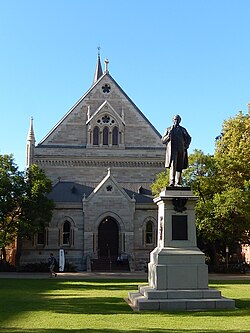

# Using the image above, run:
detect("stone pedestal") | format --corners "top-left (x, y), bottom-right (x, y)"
top-left (128, 187), bottom-right (235, 311)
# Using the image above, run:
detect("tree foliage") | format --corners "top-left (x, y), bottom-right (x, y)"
top-left (20, 164), bottom-right (55, 238)
top-left (0, 155), bottom-right (54, 261)
top-left (151, 170), bottom-right (169, 197)
top-left (215, 111), bottom-right (250, 188)
top-left (0, 155), bottom-right (24, 255)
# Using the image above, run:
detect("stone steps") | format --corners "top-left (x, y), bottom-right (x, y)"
top-left (91, 256), bottom-right (130, 272)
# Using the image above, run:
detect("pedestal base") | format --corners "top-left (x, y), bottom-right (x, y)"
top-left (128, 285), bottom-right (235, 311)
top-left (148, 247), bottom-right (208, 290)
top-left (127, 246), bottom-right (235, 311)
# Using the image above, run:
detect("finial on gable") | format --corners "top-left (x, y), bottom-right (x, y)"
top-left (104, 58), bottom-right (109, 73)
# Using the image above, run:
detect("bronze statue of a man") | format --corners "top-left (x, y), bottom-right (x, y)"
top-left (162, 115), bottom-right (191, 187)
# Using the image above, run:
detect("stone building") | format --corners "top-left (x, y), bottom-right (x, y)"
top-left (22, 54), bottom-right (165, 271)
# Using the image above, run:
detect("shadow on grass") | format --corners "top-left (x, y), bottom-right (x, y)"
top-left (55, 279), bottom-right (143, 291)
top-left (34, 296), bottom-right (132, 314)
top-left (0, 279), bottom-right (250, 332)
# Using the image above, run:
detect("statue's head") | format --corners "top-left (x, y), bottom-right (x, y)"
top-left (172, 114), bottom-right (181, 126)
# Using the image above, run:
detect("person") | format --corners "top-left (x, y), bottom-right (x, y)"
top-left (162, 115), bottom-right (191, 186)
top-left (117, 254), bottom-right (122, 265)
top-left (48, 253), bottom-right (57, 278)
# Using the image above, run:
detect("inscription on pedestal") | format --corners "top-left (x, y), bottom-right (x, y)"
top-left (172, 215), bottom-right (187, 240)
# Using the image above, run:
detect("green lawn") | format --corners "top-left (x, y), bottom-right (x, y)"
top-left (0, 278), bottom-right (249, 333)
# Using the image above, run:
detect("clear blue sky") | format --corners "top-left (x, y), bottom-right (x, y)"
top-left (1, 0), bottom-right (250, 171)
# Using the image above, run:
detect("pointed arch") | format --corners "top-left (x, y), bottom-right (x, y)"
top-left (98, 217), bottom-right (119, 256)
top-left (63, 221), bottom-right (71, 245)
top-left (103, 126), bottom-right (109, 145)
top-left (143, 217), bottom-right (157, 246)
top-left (112, 126), bottom-right (119, 145)
top-left (93, 126), bottom-right (100, 145)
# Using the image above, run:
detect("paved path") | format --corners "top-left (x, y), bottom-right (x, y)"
top-left (0, 271), bottom-right (250, 280)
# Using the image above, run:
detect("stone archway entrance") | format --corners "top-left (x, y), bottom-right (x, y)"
top-left (91, 216), bottom-right (129, 272)
top-left (98, 217), bottom-right (119, 257)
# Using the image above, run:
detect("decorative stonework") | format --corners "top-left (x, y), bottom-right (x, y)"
top-left (102, 83), bottom-right (111, 93)
top-left (34, 159), bottom-right (164, 168)
top-left (97, 114), bottom-right (115, 126)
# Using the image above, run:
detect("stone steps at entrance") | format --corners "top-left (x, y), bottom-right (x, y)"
top-left (91, 256), bottom-right (130, 272)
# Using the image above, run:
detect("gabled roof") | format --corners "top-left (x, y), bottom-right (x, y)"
top-left (86, 168), bottom-right (133, 202)
top-left (38, 63), bottom-right (162, 145)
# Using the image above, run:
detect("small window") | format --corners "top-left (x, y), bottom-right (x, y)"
top-left (103, 127), bottom-right (109, 145)
top-left (112, 126), bottom-right (118, 145)
top-left (93, 126), bottom-right (99, 145)
top-left (63, 221), bottom-right (71, 245)
top-left (145, 221), bottom-right (154, 245)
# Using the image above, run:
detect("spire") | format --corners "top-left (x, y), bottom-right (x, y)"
top-left (93, 47), bottom-right (103, 84)
top-left (26, 117), bottom-right (36, 169)
top-left (27, 116), bottom-right (35, 141)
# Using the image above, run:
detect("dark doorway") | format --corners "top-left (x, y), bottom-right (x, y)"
top-left (98, 217), bottom-right (119, 257)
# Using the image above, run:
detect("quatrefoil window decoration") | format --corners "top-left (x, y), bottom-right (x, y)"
top-left (102, 84), bottom-right (111, 93)
top-left (102, 115), bottom-right (110, 123)
top-left (96, 115), bottom-right (115, 126)
top-left (106, 185), bottom-right (113, 192)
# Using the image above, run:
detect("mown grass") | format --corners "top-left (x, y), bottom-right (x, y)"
top-left (0, 278), bottom-right (249, 333)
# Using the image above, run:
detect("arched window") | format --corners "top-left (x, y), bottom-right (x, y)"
top-left (37, 229), bottom-right (45, 245)
top-left (103, 126), bottom-right (109, 145)
top-left (35, 228), bottom-right (47, 246)
top-left (112, 126), bottom-right (118, 145)
top-left (145, 221), bottom-right (154, 244)
top-left (93, 126), bottom-right (99, 145)
top-left (63, 221), bottom-right (71, 245)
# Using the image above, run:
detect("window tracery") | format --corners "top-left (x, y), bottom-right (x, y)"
top-left (97, 114), bottom-right (115, 126)
top-left (89, 113), bottom-right (122, 146)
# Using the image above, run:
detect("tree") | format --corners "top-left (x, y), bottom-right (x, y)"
top-left (183, 150), bottom-right (225, 267)
top-left (212, 111), bottom-right (250, 263)
top-left (215, 111), bottom-right (250, 188)
top-left (183, 149), bottom-right (219, 200)
top-left (0, 155), bottom-right (25, 261)
top-left (151, 170), bottom-right (169, 197)
top-left (20, 164), bottom-right (55, 238)
top-left (0, 155), bottom-right (54, 263)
